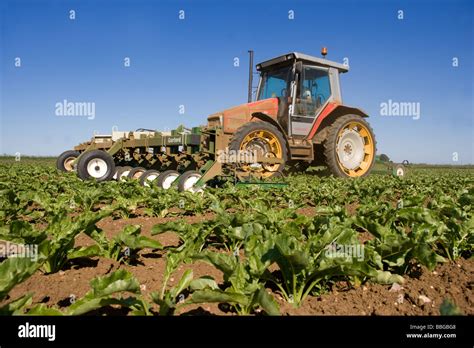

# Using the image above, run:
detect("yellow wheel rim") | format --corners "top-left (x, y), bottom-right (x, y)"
top-left (64, 157), bottom-right (76, 171)
top-left (239, 129), bottom-right (283, 178)
top-left (336, 121), bottom-right (374, 177)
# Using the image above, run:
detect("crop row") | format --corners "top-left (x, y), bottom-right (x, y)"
top-left (0, 164), bottom-right (472, 315)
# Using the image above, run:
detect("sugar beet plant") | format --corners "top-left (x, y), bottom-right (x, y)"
top-left (0, 161), bottom-right (472, 315)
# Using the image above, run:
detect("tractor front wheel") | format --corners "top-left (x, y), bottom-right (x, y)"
top-left (229, 121), bottom-right (287, 179)
top-left (323, 115), bottom-right (376, 178)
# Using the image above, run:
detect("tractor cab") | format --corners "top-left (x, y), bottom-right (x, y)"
top-left (256, 52), bottom-right (348, 137)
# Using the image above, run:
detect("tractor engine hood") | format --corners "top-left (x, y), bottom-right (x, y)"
top-left (207, 98), bottom-right (279, 133)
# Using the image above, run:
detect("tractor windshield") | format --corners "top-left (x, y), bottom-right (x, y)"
top-left (257, 65), bottom-right (292, 101)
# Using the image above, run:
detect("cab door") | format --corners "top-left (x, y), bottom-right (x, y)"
top-left (289, 65), bottom-right (332, 136)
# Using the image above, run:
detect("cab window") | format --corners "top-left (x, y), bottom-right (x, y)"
top-left (295, 66), bottom-right (331, 116)
top-left (257, 66), bottom-right (292, 100)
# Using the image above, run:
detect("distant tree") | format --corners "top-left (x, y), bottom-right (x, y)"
top-left (379, 154), bottom-right (390, 162)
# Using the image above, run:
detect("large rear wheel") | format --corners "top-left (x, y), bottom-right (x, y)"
top-left (323, 115), bottom-right (376, 178)
top-left (229, 122), bottom-right (287, 179)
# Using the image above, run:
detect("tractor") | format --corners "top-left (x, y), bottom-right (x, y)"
top-left (57, 49), bottom-right (376, 191)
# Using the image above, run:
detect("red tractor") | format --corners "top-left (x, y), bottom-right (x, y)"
top-left (206, 50), bottom-right (376, 179)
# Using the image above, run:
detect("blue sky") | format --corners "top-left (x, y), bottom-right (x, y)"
top-left (0, 0), bottom-right (472, 164)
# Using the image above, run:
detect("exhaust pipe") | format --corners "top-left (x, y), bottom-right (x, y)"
top-left (248, 50), bottom-right (254, 103)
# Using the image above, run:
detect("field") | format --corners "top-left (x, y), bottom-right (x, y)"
top-left (0, 157), bottom-right (472, 316)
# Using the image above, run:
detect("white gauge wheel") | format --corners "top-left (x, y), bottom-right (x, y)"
top-left (394, 165), bottom-right (406, 177)
top-left (119, 170), bottom-right (131, 179)
top-left (162, 173), bottom-right (179, 189)
top-left (143, 174), bottom-right (159, 187)
top-left (86, 158), bottom-right (108, 178)
top-left (182, 174), bottom-right (202, 192)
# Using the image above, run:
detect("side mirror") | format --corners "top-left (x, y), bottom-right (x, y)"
top-left (294, 61), bottom-right (303, 74)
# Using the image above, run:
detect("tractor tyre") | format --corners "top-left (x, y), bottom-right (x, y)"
top-left (77, 150), bottom-right (115, 182)
top-left (229, 121), bottom-right (288, 178)
top-left (56, 150), bottom-right (81, 172)
top-left (323, 114), bottom-right (376, 178)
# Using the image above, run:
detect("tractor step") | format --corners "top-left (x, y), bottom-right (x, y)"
top-left (289, 143), bottom-right (313, 161)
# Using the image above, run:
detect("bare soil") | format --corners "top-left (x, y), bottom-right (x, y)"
top-left (3, 214), bottom-right (473, 316)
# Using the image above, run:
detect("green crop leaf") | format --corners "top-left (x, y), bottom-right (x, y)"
top-left (0, 293), bottom-right (33, 315)
top-left (89, 269), bottom-right (140, 298)
top-left (151, 270), bottom-right (194, 316)
top-left (73, 224), bottom-right (162, 263)
top-left (68, 297), bottom-right (126, 316)
top-left (26, 304), bottom-right (64, 316)
top-left (152, 221), bottom-right (188, 235)
top-left (254, 287), bottom-right (280, 316)
top-left (39, 209), bottom-right (113, 273)
top-left (170, 269), bottom-right (193, 299)
top-left (191, 289), bottom-right (249, 307)
top-left (0, 220), bottom-right (47, 245)
top-left (68, 245), bottom-right (102, 259)
top-left (114, 225), bottom-right (162, 251)
top-left (189, 276), bottom-right (219, 291)
top-left (0, 257), bottom-right (41, 300)
top-left (191, 248), bottom-right (278, 315)
top-left (67, 269), bottom-right (141, 315)
top-left (193, 251), bottom-right (237, 280)
top-left (373, 271), bottom-right (404, 284)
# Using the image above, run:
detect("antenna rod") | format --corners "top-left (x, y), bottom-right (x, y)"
top-left (248, 50), bottom-right (254, 103)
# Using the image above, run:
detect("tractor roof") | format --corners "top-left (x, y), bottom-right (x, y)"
top-left (256, 52), bottom-right (349, 73)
